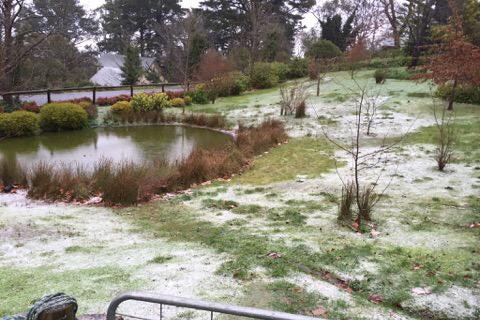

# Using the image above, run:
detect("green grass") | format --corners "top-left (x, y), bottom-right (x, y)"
top-left (233, 138), bottom-right (339, 185)
top-left (119, 200), bottom-right (480, 314)
top-left (408, 116), bottom-right (480, 163)
top-left (0, 266), bottom-right (140, 316)
top-left (186, 87), bottom-right (280, 114)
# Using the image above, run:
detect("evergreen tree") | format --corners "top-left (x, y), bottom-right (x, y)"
top-left (200, 0), bottom-right (315, 62)
top-left (320, 12), bottom-right (356, 51)
top-left (99, 0), bottom-right (185, 56)
top-left (121, 46), bottom-right (142, 85)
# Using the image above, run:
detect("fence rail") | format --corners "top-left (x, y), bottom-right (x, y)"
top-left (106, 292), bottom-right (321, 320)
top-left (0, 83), bottom-right (184, 104)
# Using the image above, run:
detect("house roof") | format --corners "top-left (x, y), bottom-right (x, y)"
top-left (90, 53), bottom-right (156, 86)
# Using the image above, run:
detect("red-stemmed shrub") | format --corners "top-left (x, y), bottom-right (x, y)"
top-left (21, 101), bottom-right (41, 113)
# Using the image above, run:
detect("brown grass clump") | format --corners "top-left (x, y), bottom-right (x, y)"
top-left (236, 119), bottom-right (288, 156)
top-left (338, 182), bottom-right (355, 223)
top-left (0, 157), bottom-right (27, 187)
top-left (167, 147), bottom-right (246, 191)
top-left (101, 161), bottom-right (149, 206)
top-left (182, 113), bottom-right (227, 129)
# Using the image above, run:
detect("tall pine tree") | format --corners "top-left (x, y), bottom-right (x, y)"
top-left (121, 45), bottom-right (142, 85)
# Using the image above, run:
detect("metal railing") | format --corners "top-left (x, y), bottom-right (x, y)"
top-left (0, 83), bottom-right (183, 104)
top-left (106, 292), bottom-right (321, 320)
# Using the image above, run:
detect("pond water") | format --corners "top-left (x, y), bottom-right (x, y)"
top-left (0, 125), bottom-right (232, 168)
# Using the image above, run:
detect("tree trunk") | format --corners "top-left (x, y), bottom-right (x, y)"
top-left (317, 78), bottom-right (321, 96)
top-left (448, 79), bottom-right (458, 111)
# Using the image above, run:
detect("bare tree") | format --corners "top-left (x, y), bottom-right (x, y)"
top-left (0, 1), bottom-right (52, 102)
top-left (310, 58), bottom-right (337, 97)
top-left (322, 79), bottom-right (405, 230)
top-left (379, 0), bottom-right (406, 48)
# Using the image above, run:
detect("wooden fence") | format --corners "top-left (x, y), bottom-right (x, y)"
top-left (0, 83), bottom-right (183, 104)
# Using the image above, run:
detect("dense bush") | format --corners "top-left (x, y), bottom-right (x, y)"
top-left (186, 86), bottom-right (209, 104)
top-left (374, 69), bottom-right (387, 84)
top-left (270, 62), bottom-right (289, 82)
top-left (131, 93), bottom-right (171, 112)
top-left (166, 91), bottom-right (185, 99)
top-left (184, 96), bottom-right (193, 106)
top-left (305, 40), bottom-right (342, 60)
top-left (436, 85), bottom-right (480, 105)
top-left (21, 101), bottom-right (41, 113)
top-left (78, 101), bottom-right (98, 120)
top-left (250, 63), bottom-right (279, 89)
top-left (0, 111), bottom-right (39, 137)
top-left (287, 58), bottom-right (309, 79)
top-left (230, 72), bottom-right (250, 95)
top-left (111, 101), bottom-right (132, 114)
top-left (96, 95), bottom-right (131, 106)
top-left (171, 97), bottom-right (186, 108)
top-left (59, 97), bottom-right (92, 104)
top-left (40, 103), bottom-right (88, 131)
top-left (385, 68), bottom-right (413, 80)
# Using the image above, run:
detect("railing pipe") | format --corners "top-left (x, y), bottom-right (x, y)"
top-left (107, 292), bottom-right (321, 320)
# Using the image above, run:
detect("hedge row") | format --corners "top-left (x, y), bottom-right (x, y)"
top-left (436, 85), bottom-right (480, 105)
top-left (0, 103), bottom-right (91, 138)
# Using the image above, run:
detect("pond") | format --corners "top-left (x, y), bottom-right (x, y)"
top-left (0, 125), bottom-right (233, 168)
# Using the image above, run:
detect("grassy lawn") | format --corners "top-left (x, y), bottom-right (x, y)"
top-left (233, 138), bottom-right (339, 185)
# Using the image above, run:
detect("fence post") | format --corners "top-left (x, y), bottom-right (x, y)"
top-left (93, 87), bottom-right (97, 105)
top-left (47, 89), bottom-right (51, 104)
top-left (162, 84), bottom-right (165, 93)
top-left (130, 85), bottom-right (134, 97)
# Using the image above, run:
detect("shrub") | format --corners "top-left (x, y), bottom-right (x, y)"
top-left (374, 69), bottom-right (387, 84)
top-left (305, 40), bottom-right (342, 60)
top-left (187, 86), bottom-right (209, 104)
top-left (338, 182), bottom-right (355, 223)
top-left (436, 85), bottom-right (480, 105)
top-left (96, 95), bottom-right (131, 106)
top-left (78, 101), bottom-right (98, 120)
top-left (184, 96), bottom-right (192, 106)
top-left (111, 101), bottom-right (132, 114)
top-left (287, 58), bottom-right (309, 79)
top-left (58, 97), bottom-right (92, 105)
top-left (295, 101), bottom-right (306, 118)
top-left (231, 72), bottom-right (250, 95)
top-left (0, 111), bottom-right (40, 137)
top-left (131, 93), bottom-right (171, 112)
top-left (21, 101), bottom-right (41, 113)
top-left (40, 103), bottom-right (88, 131)
top-left (166, 91), bottom-right (185, 99)
top-left (385, 68), bottom-right (413, 80)
top-left (250, 63), bottom-right (279, 89)
top-left (270, 62), bottom-right (289, 82)
top-left (171, 97), bottom-right (186, 108)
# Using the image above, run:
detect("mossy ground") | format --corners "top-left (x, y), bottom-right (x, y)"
top-left (1, 69), bottom-right (479, 319)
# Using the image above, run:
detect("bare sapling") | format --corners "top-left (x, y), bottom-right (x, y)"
top-left (364, 91), bottom-right (381, 136)
top-left (323, 79), bottom-right (405, 231)
top-left (432, 97), bottom-right (456, 171)
top-left (313, 58), bottom-right (337, 97)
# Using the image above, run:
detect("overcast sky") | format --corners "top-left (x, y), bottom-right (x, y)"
top-left (79, 0), bottom-right (319, 29)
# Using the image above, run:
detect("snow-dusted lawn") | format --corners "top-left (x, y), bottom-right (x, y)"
top-left (1, 70), bottom-right (479, 319)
